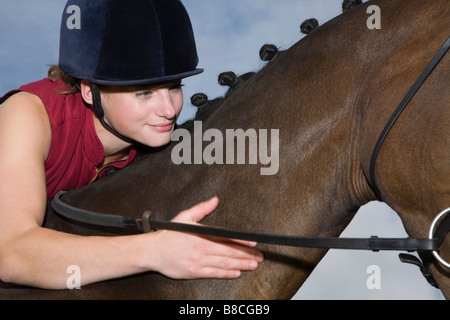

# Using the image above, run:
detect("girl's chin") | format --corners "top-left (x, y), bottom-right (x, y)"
top-left (137, 132), bottom-right (173, 147)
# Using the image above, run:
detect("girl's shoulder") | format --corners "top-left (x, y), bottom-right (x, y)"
top-left (0, 90), bottom-right (52, 161)
top-left (6, 78), bottom-right (88, 128)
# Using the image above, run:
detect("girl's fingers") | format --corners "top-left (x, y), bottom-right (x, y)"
top-left (172, 197), bottom-right (219, 224)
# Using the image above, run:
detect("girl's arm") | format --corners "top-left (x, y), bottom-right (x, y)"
top-left (0, 92), bottom-right (262, 289)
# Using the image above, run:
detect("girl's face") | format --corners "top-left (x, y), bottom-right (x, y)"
top-left (100, 81), bottom-right (183, 147)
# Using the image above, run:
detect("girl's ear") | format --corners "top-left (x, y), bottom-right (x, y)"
top-left (80, 80), bottom-right (93, 105)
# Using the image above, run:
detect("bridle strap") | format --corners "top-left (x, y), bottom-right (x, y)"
top-left (369, 37), bottom-right (450, 198)
top-left (51, 191), bottom-right (441, 252)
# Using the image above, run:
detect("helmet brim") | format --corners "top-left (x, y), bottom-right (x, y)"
top-left (87, 68), bottom-right (204, 86)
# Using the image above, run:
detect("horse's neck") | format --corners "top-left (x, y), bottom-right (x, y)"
top-left (198, 44), bottom-right (369, 237)
top-left (199, 0), bottom-right (448, 231)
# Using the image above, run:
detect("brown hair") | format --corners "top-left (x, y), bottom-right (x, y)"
top-left (48, 65), bottom-right (81, 94)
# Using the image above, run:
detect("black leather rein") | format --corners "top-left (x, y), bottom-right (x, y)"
top-left (51, 191), bottom-right (446, 253)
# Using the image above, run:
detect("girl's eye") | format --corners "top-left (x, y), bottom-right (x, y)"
top-left (136, 91), bottom-right (152, 98)
top-left (135, 83), bottom-right (183, 98)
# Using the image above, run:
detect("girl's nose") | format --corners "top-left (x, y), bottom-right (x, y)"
top-left (156, 89), bottom-right (178, 119)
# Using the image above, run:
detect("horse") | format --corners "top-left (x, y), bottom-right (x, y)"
top-left (1, 0), bottom-right (449, 299)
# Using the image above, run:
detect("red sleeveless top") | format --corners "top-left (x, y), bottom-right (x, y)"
top-left (1, 78), bottom-right (136, 200)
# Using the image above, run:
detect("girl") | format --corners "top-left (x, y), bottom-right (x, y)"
top-left (0, 0), bottom-right (262, 290)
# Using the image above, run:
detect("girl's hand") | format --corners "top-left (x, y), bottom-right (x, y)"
top-left (149, 197), bottom-right (264, 279)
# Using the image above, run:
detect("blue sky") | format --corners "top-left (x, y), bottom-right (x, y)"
top-left (0, 0), bottom-right (444, 300)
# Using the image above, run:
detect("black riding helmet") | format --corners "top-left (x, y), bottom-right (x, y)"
top-left (58, 0), bottom-right (203, 142)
